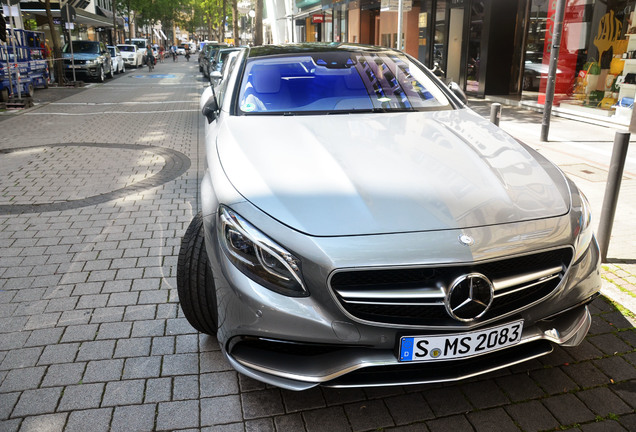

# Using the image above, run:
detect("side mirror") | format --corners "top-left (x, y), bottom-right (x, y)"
top-left (210, 71), bottom-right (222, 80)
top-left (202, 95), bottom-right (219, 124)
top-left (448, 81), bottom-right (467, 105)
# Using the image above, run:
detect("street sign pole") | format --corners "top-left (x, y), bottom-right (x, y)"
top-left (62, 2), bottom-right (77, 82)
top-left (540, 0), bottom-right (566, 142)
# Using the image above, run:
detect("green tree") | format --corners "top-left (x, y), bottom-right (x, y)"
top-left (254, 0), bottom-right (262, 45)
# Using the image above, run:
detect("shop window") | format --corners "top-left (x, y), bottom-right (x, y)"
top-left (524, 0), bottom-right (636, 125)
top-left (466, 1), bottom-right (485, 94)
top-left (434, 0), bottom-right (447, 73)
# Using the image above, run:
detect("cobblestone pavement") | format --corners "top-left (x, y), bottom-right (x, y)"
top-left (1, 62), bottom-right (636, 431)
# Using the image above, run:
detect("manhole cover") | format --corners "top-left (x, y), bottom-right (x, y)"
top-left (0, 143), bottom-right (190, 215)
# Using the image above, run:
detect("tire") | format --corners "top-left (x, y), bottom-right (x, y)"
top-left (108, 64), bottom-right (114, 79)
top-left (98, 66), bottom-right (105, 83)
top-left (177, 213), bottom-right (218, 335)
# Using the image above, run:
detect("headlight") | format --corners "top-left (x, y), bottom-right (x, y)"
top-left (86, 59), bottom-right (98, 66)
top-left (218, 206), bottom-right (307, 297)
top-left (573, 191), bottom-right (593, 263)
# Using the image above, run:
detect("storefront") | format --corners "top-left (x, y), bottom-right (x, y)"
top-left (522, 0), bottom-right (636, 126)
top-left (20, 1), bottom-right (122, 48)
top-left (414, 0), bottom-right (636, 125)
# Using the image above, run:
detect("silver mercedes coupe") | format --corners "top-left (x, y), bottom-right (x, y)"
top-left (177, 44), bottom-right (601, 390)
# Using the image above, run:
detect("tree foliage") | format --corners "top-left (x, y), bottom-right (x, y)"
top-left (112, 0), bottom-right (249, 44)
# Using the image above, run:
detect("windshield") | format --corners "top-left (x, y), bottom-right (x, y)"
top-left (63, 41), bottom-right (100, 54)
top-left (215, 49), bottom-right (241, 72)
top-left (208, 45), bottom-right (227, 60)
top-left (118, 45), bottom-right (134, 52)
top-left (128, 40), bottom-right (146, 49)
top-left (237, 51), bottom-right (451, 114)
top-left (108, 47), bottom-right (116, 56)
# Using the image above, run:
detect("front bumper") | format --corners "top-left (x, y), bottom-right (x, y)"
top-left (224, 303), bottom-right (593, 390)
top-left (64, 64), bottom-right (102, 78)
top-left (202, 205), bottom-right (600, 390)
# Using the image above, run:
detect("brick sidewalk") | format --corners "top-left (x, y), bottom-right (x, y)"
top-left (0, 65), bottom-right (635, 431)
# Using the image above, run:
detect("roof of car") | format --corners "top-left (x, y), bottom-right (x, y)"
top-left (246, 43), bottom-right (392, 58)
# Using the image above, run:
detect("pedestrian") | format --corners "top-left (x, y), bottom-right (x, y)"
top-left (146, 46), bottom-right (155, 71)
top-left (171, 45), bottom-right (177, 62)
top-left (159, 46), bottom-right (164, 63)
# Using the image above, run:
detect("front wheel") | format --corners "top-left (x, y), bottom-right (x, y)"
top-left (177, 213), bottom-right (218, 335)
top-left (97, 66), bottom-right (105, 83)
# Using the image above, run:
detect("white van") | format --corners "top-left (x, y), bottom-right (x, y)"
top-left (125, 38), bottom-right (150, 62)
top-left (126, 38), bottom-right (149, 53)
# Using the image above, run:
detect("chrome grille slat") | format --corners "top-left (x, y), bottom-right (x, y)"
top-left (493, 274), bottom-right (561, 298)
top-left (492, 266), bottom-right (563, 291)
top-left (342, 300), bottom-right (446, 306)
top-left (336, 287), bottom-right (445, 300)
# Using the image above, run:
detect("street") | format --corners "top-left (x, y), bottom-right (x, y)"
top-left (1, 59), bottom-right (636, 431)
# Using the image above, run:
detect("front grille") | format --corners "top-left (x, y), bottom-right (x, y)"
top-left (330, 248), bottom-right (573, 327)
top-left (63, 59), bottom-right (86, 65)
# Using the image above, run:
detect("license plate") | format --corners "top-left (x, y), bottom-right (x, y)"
top-left (399, 320), bottom-right (523, 362)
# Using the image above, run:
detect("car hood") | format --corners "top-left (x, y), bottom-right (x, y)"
top-left (216, 109), bottom-right (569, 236)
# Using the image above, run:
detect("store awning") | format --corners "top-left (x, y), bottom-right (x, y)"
top-left (20, 3), bottom-right (117, 27)
top-left (159, 30), bottom-right (167, 40)
top-left (95, 6), bottom-right (125, 27)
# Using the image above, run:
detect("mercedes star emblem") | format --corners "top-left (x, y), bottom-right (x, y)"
top-left (445, 273), bottom-right (494, 322)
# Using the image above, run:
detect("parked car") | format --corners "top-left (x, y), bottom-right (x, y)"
top-left (62, 40), bottom-right (113, 82)
top-left (107, 45), bottom-right (125, 74)
top-left (179, 43), bottom-right (600, 391)
top-left (202, 43), bottom-right (229, 78)
top-left (117, 44), bottom-right (143, 68)
top-left (208, 47), bottom-right (243, 86)
top-left (177, 46), bottom-right (186, 56)
top-left (198, 42), bottom-right (228, 73)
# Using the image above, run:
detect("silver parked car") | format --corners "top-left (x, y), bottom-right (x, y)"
top-left (178, 44), bottom-right (600, 391)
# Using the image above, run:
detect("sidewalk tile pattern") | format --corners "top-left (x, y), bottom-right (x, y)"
top-left (0, 64), bottom-right (635, 431)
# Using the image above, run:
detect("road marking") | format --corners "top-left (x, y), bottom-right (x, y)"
top-left (25, 110), bottom-right (199, 116)
top-left (50, 101), bottom-right (195, 106)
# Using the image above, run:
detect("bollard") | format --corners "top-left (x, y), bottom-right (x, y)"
top-left (490, 103), bottom-right (501, 126)
top-left (597, 131), bottom-right (630, 262)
